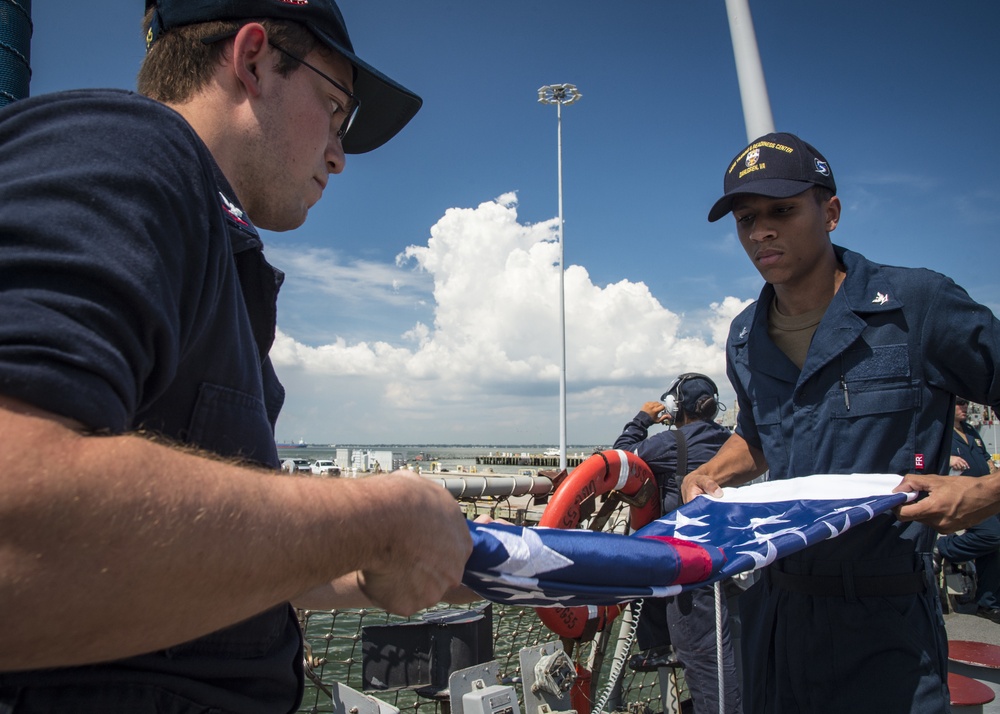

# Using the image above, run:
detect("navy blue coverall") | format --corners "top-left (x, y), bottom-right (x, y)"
top-left (728, 245), bottom-right (1000, 713)
top-left (0, 91), bottom-right (300, 714)
top-left (614, 416), bottom-right (742, 713)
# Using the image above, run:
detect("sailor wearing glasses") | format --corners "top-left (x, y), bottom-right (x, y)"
top-left (0, 1), bottom-right (473, 712)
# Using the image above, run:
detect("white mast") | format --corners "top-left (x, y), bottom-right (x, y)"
top-left (725, 0), bottom-right (775, 141)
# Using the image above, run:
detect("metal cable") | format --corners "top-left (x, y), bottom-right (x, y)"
top-left (592, 598), bottom-right (642, 714)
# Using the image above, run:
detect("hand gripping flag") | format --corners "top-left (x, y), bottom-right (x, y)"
top-left (463, 473), bottom-right (917, 607)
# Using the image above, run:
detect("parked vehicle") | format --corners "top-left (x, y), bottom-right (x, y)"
top-left (280, 458), bottom-right (312, 473)
top-left (310, 460), bottom-right (341, 476)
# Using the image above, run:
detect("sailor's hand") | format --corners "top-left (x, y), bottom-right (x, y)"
top-left (681, 470), bottom-right (723, 503)
top-left (356, 472), bottom-right (472, 616)
top-left (640, 401), bottom-right (671, 424)
top-left (894, 472), bottom-right (1000, 534)
top-left (950, 455), bottom-right (969, 472)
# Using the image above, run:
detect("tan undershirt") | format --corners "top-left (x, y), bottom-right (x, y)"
top-left (768, 300), bottom-right (828, 370)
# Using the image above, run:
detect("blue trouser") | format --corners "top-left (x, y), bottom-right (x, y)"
top-left (636, 588), bottom-right (743, 713)
top-left (937, 514), bottom-right (1000, 609)
top-left (738, 554), bottom-right (948, 714)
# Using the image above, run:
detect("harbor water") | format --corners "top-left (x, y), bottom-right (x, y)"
top-left (277, 444), bottom-right (606, 475)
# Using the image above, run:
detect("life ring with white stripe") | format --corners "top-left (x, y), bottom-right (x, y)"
top-left (534, 449), bottom-right (660, 640)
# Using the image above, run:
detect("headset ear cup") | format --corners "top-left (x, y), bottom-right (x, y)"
top-left (664, 394), bottom-right (678, 420)
top-left (673, 378), bottom-right (687, 421)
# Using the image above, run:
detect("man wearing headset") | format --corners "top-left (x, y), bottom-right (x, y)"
top-left (613, 373), bottom-right (742, 714)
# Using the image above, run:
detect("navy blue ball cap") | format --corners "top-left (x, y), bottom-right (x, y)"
top-left (146, 0), bottom-right (422, 154)
top-left (662, 373), bottom-right (718, 406)
top-left (707, 132), bottom-right (836, 222)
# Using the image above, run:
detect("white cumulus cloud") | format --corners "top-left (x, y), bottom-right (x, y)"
top-left (269, 194), bottom-right (751, 444)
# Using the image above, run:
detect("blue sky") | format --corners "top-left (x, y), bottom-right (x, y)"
top-left (26, 1), bottom-right (1000, 445)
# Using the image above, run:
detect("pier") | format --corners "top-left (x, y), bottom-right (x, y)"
top-left (475, 452), bottom-right (590, 468)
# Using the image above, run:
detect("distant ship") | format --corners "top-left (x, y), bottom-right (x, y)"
top-left (276, 439), bottom-right (307, 449)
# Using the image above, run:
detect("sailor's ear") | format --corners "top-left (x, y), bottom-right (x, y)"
top-left (825, 195), bottom-right (841, 232)
top-left (230, 23), bottom-right (270, 99)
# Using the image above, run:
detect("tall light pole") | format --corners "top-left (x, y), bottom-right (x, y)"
top-left (537, 83), bottom-right (581, 472)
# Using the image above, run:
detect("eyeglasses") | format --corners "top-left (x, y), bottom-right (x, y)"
top-left (200, 30), bottom-right (359, 141)
top-left (268, 41), bottom-right (359, 141)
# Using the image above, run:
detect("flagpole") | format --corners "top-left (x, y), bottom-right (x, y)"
top-left (724, 0), bottom-right (775, 141)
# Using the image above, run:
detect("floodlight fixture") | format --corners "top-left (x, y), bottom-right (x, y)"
top-left (537, 83), bottom-right (582, 107)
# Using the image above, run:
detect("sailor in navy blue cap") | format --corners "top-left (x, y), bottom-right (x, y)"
top-left (683, 132), bottom-right (1000, 713)
top-left (0, 2), bottom-right (472, 712)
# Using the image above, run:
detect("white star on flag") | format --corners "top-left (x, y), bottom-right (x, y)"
top-left (736, 539), bottom-right (779, 568)
top-left (659, 510), bottom-right (711, 538)
top-left (487, 524), bottom-right (574, 577)
top-left (736, 513), bottom-right (792, 530)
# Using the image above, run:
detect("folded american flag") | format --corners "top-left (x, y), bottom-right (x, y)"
top-left (463, 473), bottom-right (917, 607)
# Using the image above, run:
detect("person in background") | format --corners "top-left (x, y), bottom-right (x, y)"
top-left (614, 373), bottom-right (741, 714)
top-left (0, 1), bottom-right (472, 712)
top-left (682, 132), bottom-right (1000, 713)
top-left (936, 399), bottom-right (1000, 622)
top-left (899, 408), bottom-right (1000, 535)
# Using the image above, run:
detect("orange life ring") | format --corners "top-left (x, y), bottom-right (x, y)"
top-left (534, 449), bottom-right (661, 640)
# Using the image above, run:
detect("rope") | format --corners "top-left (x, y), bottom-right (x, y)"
top-left (0, 39), bottom-right (28, 67)
top-left (714, 582), bottom-right (724, 714)
top-left (591, 598), bottom-right (642, 714)
top-left (0, 0), bottom-right (33, 106)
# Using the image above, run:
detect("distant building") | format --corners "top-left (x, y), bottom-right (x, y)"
top-left (348, 449), bottom-right (404, 473)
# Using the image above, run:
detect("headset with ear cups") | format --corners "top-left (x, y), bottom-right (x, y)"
top-left (660, 373), bottom-right (720, 422)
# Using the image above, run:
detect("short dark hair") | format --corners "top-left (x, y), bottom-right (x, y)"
top-left (137, 11), bottom-right (320, 103)
top-left (811, 185), bottom-right (835, 204)
top-left (682, 395), bottom-right (719, 422)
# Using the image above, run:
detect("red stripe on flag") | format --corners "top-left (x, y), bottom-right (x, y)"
top-left (640, 535), bottom-right (722, 584)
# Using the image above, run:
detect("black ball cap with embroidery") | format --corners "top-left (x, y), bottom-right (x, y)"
top-left (708, 132), bottom-right (837, 222)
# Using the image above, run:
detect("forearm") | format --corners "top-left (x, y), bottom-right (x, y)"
top-left (612, 412), bottom-right (652, 451)
top-left (0, 397), bottom-right (467, 670)
top-left (293, 573), bottom-right (372, 610)
top-left (293, 575), bottom-right (483, 610)
top-left (681, 432), bottom-right (767, 501)
top-left (694, 432), bottom-right (766, 485)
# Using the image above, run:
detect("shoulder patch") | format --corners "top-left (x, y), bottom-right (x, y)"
top-left (219, 191), bottom-right (249, 227)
